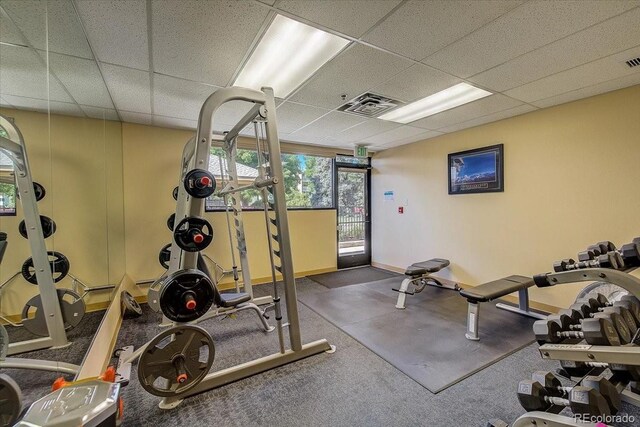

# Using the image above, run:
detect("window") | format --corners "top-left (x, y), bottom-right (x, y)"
top-left (205, 147), bottom-right (334, 211)
top-left (0, 126), bottom-right (16, 216)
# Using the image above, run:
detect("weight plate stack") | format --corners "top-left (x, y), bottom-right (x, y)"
top-left (18, 215), bottom-right (56, 239)
top-left (21, 289), bottom-right (85, 336)
top-left (183, 169), bottom-right (216, 198)
top-left (158, 243), bottom-right (172, 269)
top-left (159, 269), bottom-right (215, 322)
top-left (121, 291), bottom-right (142, 318)
top-left (173, 217), bottom-right (213, 252)
top-left (21, 251), bottom-right (70, 284)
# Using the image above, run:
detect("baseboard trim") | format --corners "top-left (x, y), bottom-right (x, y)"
top-left (372, 261), bottom-right (560, 314)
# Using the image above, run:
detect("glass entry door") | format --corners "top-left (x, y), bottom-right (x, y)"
top-left (336, 166), bottom-right (370, 269)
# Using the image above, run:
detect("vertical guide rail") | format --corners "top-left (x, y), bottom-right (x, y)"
top-left (222, 138), bottom-right (253, 298)
top-left (0, 115), bottom-right (68, 353)
top-left (217, 155), bottom-right (241, 292)
top-left (261, 88), bottom-right (302, 351)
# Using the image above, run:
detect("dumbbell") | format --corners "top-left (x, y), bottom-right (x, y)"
top-left (546, 310), bottom-right (632, 344)
top-left (553, 252), bottom-right (622, 272)
top-left (588, 239), bottom-right (640, 268)
top-left (531, 371), bottom-right (620, 415)
top-left (533, 316), bottom-right (621, 345)
top-left (517, 379), bottom-right (611, 417)
top-left (559, 360), bottom-right (640, 383)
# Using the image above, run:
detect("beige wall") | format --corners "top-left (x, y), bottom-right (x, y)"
top-left (372, 85), bottom-right (640, 309)
top-left (121, 123), bottom-right (337, 288)
top-left (0, 108), bottom-right (126, 317)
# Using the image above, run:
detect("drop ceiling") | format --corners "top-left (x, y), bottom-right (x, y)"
top-left (1, 0), bottom-right (639, 151)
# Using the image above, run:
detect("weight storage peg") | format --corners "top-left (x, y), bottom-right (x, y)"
top-left (184, 169), bottom-right (216, 198)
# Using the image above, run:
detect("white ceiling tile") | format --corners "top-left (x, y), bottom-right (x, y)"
top-left (258, 0), bottom-right (277, 5)
top-left (153, 74), bottom-right (218, 120)
top-left (0, 45), bottom-right (73, 102)
top-left (119, 110), bottom-right (153, 126)
top-left (80, 105), bottom-right (119, 121)
top-left (363, 0), bottom-right (523, 61)
top-left (409, 94), bottom-right (523, 130)
top-left (469, 7), bottom-right (640, 91)
top-left (361, 125), bottom-right (427, 145)
top-left (44, 52), bottom-right (114, 109)
top-left (152, 0), bottom-right (269, 86)
top-left (0, 7), bottom-right (26, 46)
top-left (2, 0), bottom-right (93, 58)
top-left (505, 46), bottom-right (640, 103)
top-left (437, 104), bottom-right (538, 133)
top-left (380, 130), bottom-right (443, 149)
top-left (153, 115), bottom-right (198, 131)
top-left (291, 111), bottom-right (366, 139)
top-left (531, 73), bottom-right (640, 109)
top-left (75, 0), bottom-right (149, 70)
top-left (423, 0), bottom-right (638, 78)
top-left (1, 94), bottom-right (84, 117)
top-left (336, 118), bottom-right (401, 143)
top-left (289, 44), bottom-right (413, 109)
top-left (371, 63), bottom-right (461, 103)
top-left (277, 0), bottom-right (402, 38)
top-left (101, 63), bottom-right (151, 113)
top-left (275, 102), bottom-right (330, 134)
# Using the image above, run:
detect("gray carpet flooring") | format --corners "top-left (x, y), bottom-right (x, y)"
top-left (307, 266), bottom-right (400, 288)
top-left (5, 279), bottom-right (640, 426)
top-left (299, 275), bottom-right (537, 393)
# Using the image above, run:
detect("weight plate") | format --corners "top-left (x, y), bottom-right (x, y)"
top-left (159, 269), bottom-right (215, 322)
top-left (183, 169), bottom-right (216, 199)
top-left (121, 291), bottom-right (142, 317)
top-left (0, 324), bottom-right (8, 360)
top-left (576, 282), bottom-right (628, 304)
top-left (158, 244), bottom-right (171, 269)
top-left (138, 325), bottom-right (214, 397)
top-left (18, 215), bottom-right (56, 239)
top-left (21, 289), bottom-right (85, 336)
top-left (167, 213), bottom-right (175, 231)
top-left (172, 186), bottom-right (179, 201)
top-left (20, 251), bottom-right (70, 284)
top-left (173, 217), bottom-right (213, 252)
top-left (0, 374), bottom-right (22, 427)
top-left (16, 182), bottom-right (46, 202)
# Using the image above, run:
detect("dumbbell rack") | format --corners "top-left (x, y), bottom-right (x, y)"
top-left (0, 114), bottom-right (79, 374)
top-left (536, 268), bottom-right (640, 408)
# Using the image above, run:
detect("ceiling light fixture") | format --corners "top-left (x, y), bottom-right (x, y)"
top-left (233, 15), bottom-right (349, 98)
top-left (378, 83), bottom-right (492, 123)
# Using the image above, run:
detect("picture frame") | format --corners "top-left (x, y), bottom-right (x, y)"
top-left (448, 144), bottom-right (504, 195)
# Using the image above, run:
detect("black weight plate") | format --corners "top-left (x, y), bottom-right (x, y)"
top-left (167, 213), bottom-right (175, 231)
top-left (21, 251), bottom-right (70, 284)
top-left (121, 291), bottom-right (142, 317)
top-left (158, 243), bottom-right (171, 269)
top-left (173, 217), bottom-right (213, 252)
top-left (172, 186), bottom-right (179, 201)
top-left (18, 215), bottom-right (56, 239)
top-left (16, 182), bottom-right (46, 202)
top-left (183, 169), bottom-right (216, 198)
top-left (138, 325), bottom-right (214, 397)
top-left (0, 374), bottom-right (22, 427)
top-left (159, 269), bottom-right (215, 322)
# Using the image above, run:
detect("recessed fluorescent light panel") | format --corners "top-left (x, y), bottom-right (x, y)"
top-left (233, 15), bottom-right (349, 98)
top-left (378, 83), bottom-right (492, 124)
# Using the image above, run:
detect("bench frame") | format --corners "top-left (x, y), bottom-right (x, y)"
top-left (394, 264), bottom-right (459, 309)
top-left (464, 287), bottom-right (547, 341)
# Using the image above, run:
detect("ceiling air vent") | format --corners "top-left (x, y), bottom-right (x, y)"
top-left (337, 93), bottom-right (404, 118)
top-left (625, 57), bottom-right (640, 68)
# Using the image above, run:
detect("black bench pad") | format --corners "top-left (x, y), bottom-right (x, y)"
top-left (404, 258), bottom-right (450, 276)
top-left (218, 292), bottom-right (251, 308)
top-left (459, 275), bottom-right (533, 303)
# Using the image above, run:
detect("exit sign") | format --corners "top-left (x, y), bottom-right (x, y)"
top-left (355, 145), bottom-right (368, 158)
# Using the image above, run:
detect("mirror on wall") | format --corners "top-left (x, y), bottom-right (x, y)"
top-left (0, 0), bottom-right (125, 327)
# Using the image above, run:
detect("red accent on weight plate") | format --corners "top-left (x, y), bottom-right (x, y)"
top-left (193, 234), bottom-right (204, 243)
top-left (199, 176), bottom-right (212, 186)
top-left (185, 299), bottom-right (197, 310)
top-left (177, 373), bottom-right (188, 383)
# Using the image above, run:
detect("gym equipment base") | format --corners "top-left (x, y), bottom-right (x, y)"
top-left (119, 339), bottom-right (334, 409)
top-left (159, 339), bottom-right (333, 409)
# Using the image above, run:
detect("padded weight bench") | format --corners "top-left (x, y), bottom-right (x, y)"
top-left (393, 258), bottom-right (459, 309)
top-left (459, 275), bottom-right (547, 341)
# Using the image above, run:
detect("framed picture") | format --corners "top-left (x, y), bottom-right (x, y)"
top-left (448, 144), bottom-right (504, 195)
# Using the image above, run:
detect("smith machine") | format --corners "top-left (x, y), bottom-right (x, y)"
top-left (118, 86), bottom-right (335, 409)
